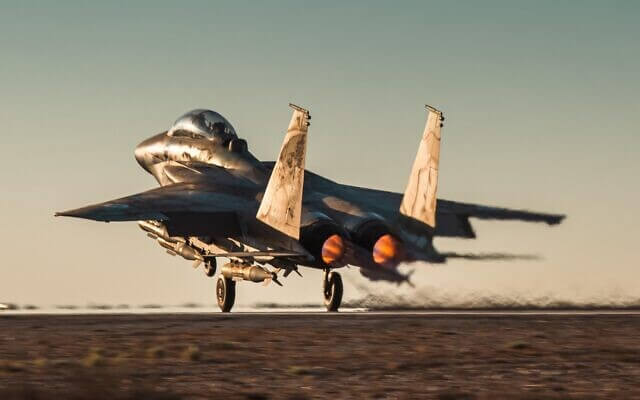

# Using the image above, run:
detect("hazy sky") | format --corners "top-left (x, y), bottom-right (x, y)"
top-left (1, 1), bottom-right (638, 307)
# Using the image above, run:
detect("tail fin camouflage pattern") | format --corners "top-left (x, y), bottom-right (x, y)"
top-left (256, 104), bottom-right (310, 239)
top-left (400, 105), bottom-right (444, 228)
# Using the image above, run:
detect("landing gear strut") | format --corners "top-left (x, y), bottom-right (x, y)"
top-left (323, 269), bottom-right (343, 312)
top-left (216, 275), bottom-right (236, 312)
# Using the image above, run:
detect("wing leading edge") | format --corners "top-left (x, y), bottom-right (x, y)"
top-left (55, 182), bottom-right (253, 223)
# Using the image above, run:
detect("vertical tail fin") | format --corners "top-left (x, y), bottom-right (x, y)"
top-left (400, 105), bottom-right (444, 228)
top-left (256, 104), bottom-right (310, 239)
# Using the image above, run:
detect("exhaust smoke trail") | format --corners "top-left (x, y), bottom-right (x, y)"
top-left (343, 266), bottom-right (640, 310)
top-left (344, 285), bottom-right (640, 310)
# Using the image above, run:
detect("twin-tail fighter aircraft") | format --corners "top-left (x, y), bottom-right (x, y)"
top-left (57, 104), bottom-right (564, 312)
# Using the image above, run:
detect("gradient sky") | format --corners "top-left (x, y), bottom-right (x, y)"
top-left (1, 1), bottom-right (638, 307)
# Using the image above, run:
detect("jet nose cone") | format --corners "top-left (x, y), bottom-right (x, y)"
top-left (134, 140), bottom-right (150, 170)
top-left (135, 133), bottom-right (167, 172)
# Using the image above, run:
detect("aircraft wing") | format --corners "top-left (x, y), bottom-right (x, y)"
top-left (55, 182), bottom-right (254, 223)
top-left (312, 180), bottom-right (564, 240)
top-left (434, 199), bottom-right (565, 238)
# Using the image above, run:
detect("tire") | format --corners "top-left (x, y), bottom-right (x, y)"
top-left (204, 259), bottom-right (217, 277)
top-left (216, 276), bottom-right (236, 312)
top-left (323, 272), bottom-right (343, 312)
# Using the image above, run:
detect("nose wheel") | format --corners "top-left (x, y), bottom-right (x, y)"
top-left (204, 259), bottom-right (217, 277)
top-left (216, 275), bottom-right (236, 312)
top-left (323, 270), bottom-right (343, 312)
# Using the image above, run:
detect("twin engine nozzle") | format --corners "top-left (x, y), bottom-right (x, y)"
top-left (300, 218), bottom-right (403, 268)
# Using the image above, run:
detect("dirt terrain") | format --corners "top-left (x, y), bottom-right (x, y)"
top-left (0, 312), bottom-right (639, 399)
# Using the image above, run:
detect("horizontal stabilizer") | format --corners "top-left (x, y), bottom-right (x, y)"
top-left (436, 199), bottom-right (566, 226)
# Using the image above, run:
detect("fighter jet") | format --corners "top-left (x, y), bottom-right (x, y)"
top-left (57, 104), bottom-right (564, 312)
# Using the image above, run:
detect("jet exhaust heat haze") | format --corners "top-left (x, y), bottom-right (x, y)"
top-left (56, 104), bottom-right (564, 312)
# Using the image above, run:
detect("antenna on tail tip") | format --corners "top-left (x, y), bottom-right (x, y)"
top-left (289, 103), bottom-right (311, 126)
top-left (425, 104), bottom-right (445, 125)
top-left (289, 103), bottom-right (310, 115)
top-left (425, 104), bottom-right (443, 114)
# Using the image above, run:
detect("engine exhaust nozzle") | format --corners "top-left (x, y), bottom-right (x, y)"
top-left (372, 234), bottom-right (402, 266)
top-left (321, 234), bottom-right (345, 264)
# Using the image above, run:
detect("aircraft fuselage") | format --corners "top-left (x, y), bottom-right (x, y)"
top-left (134, 131), bottom-right (267, 187)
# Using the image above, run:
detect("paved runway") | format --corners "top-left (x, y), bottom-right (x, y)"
top-left (3, 306), bottom-right (640, 315)
top-left (1, 312), bottom-right (639, 399)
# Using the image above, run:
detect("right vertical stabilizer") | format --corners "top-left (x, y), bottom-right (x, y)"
top-left (399, 105), bottom-right (444, 228)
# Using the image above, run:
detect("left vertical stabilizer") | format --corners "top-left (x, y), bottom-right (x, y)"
top-left (256, 104), bottom-right (310, 239)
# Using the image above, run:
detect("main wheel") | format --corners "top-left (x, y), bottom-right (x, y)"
top-left (323, 271), bottom-right (343, 312)
top-left (216, 276), bottom-right (236, 312)
top-left (204, 259), bottom-right (217, 277)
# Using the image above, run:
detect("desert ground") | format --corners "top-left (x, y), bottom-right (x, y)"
top-left (1, 312), bottom-right (639, 399)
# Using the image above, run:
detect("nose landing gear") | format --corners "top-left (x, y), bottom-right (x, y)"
top-left (323, 269), bottom-right (343, 312)
top-left (204, 258), bottom-right (217, 277)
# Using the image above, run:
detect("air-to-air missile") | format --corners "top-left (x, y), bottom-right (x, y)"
top-left (138, 220), bottom-right (178, 242)
top-left (221, 263), bottom-right (278, 285)
top-left (138, 221), bottom-right (203, 261)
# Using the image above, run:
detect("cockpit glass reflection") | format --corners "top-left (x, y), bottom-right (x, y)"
top-left (168, 109), bottom-right (237, 144)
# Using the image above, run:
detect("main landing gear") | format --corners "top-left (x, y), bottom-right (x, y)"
top-left (216, 275), bottom-right (236, 313)
top-left (215, 261), bottom-right (276, 312)
top-left (323, 269), bottom-right (343, 312)
top-left (214, 263), bottom-right (344, 313)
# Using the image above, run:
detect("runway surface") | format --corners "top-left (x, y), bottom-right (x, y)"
top-left (3, 305), bottom-right (640, 315)
top-left (1, 312), bottom-right (639, 399)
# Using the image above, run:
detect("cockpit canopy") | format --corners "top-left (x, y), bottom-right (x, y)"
top-left (168, 109), bottom-right (238, 145)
